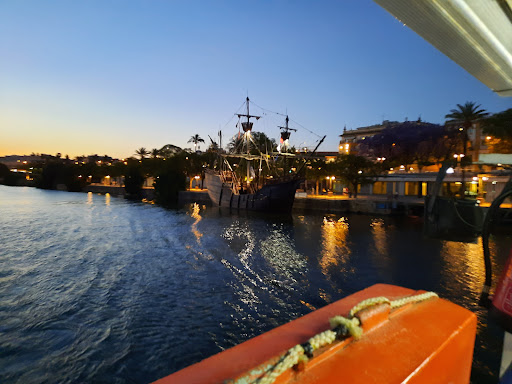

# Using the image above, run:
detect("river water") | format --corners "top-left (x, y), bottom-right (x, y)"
top-left (0, 185), bottom-right (510, 383)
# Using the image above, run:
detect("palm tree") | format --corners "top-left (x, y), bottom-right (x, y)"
top-left (135, 147), bottom-right (149, 160)
top-left (150, 148), bottom-right (161, 159)
top-left (445, 102), bottom-right (489, 152)
top-left (188, 134), bottom-right (205, 152)
top-left (445, 102), bottom-right (488, 196)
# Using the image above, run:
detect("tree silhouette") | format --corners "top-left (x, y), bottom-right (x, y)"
top-left (482, 108), bottom-right (512, 153)
top-left (445, 102), bottom-right (489, 155)
top-left (150, 148), bottom-right (161, 159)
top-left (135, 147), bottom-right (149, 160)
top-left (445, 102), bottom-right (488, 196)
top-left (188, 134), bottom-right (205, 152)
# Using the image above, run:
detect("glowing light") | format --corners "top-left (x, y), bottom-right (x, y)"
top-left (358, 170), bottom-right (362, 174)
top-left (190, 203), bottom-right (203, 243)
top-left (482, 177), bottom-right (489, 181)
top-left (446, 167), bottom-right (454, 174)
top-left (486, 136), bottom-right (492, 140)
top-left (472, 177), bottom-right (478, 181)
top-left (320, 216), bottom-right (350, 275)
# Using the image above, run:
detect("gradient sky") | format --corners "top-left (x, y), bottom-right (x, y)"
top-left (1, 0), bottom-right (511, 159)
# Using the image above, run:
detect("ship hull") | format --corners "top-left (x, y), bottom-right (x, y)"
top-left (204, 170), bottom-right (300, 213)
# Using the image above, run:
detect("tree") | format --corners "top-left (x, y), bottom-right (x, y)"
top-left (482, 108), bottom-right (512, 153)
top-left (332, 154), bottom-right (376, 198)
top-left (159, 144), bottom-right (182, 158)
top-left (304, 157), bottom-right (328, 195)
top-left (358, 121), bottom-right (450, 168)
top-left (124, 163), bottom-right (145, 197)
top-left (445, 102), bottom-right (489, 156)
top-left (0, 163), bottom-right (9, 180)
top-left (150, 148), bottom-right (161, 159)
top-left (135, 147), bottom-right (149, 160)
top-left (445, 102), bottom-right (489, 196)
top-left (227, 131), bottom-right (276, 155)
top-left (188, 134), bottom-right (205, 152)
top-left (154, 159), bottom-right (187, 207)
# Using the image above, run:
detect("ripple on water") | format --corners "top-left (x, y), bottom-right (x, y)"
top-left (0, 186), bottom-right (510, 384)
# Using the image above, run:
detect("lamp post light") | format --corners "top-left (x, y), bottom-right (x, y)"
top-left (453, 153), bottom-right (466, 197)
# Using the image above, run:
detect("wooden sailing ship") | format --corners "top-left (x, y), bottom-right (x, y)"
top-left (205, 97), bottom-right (323, 213)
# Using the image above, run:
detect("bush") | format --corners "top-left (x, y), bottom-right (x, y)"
top-left (154, 167), bottom-right (186, 207)
top-left (124, 165), bottom-right (145, 197)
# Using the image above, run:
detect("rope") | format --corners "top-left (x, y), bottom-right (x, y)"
top-left (238, 291), bottom-right (438, 384)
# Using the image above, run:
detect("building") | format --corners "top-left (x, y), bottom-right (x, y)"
top-left (339, 120), bottom-right (427, 155)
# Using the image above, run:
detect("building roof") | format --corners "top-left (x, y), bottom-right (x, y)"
top-left (374, 0), bottom-right (512, 97)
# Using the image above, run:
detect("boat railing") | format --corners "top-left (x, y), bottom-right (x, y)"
top-left (220, 170), bottom-right (240, 194)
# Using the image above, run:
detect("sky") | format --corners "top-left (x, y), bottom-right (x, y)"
top-left (1, 1), bottom-right (511, 159)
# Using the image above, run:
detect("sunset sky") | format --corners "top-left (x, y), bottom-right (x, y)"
top-left (1, 0), bottom-right (511, 159)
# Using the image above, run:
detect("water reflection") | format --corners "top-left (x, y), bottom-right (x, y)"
top-left (190, 203), bottom-right (203, 244)
top-left (320, 216), bottom-right (351, 275)
top-left (260, 224), bottom-right (306, 282)
top-left (370, 218), bottom-right (388, 257)
top-left (440, 239), bottom-right (486, 296)
top-left (105, 193), bottom-right (111, 206)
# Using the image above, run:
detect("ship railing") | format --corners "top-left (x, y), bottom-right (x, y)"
top-left (220, 170), bottom-right (240, 194)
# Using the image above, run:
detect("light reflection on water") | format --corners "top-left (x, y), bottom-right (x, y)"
top-left (320, 216), bottom-right (351, 275)
top-left (0, 186), bottom-right (510, 384)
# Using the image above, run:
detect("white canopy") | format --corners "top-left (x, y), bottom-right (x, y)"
top-left (374, 0), bottom-right (512, 97)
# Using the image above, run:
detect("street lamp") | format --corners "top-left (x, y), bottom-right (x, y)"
top-left (453, 153), bottom-right (466, 196)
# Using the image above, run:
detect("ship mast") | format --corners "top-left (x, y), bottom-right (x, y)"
top-left (278, 115), bottom-right (297, 152)
top-left (236, 97), bottom-right (260, 187)
top-left (278, 115), bottom-right (297, 177)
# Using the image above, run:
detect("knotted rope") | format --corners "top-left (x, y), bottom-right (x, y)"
top-left (234, 291), bottom-right (438, 384)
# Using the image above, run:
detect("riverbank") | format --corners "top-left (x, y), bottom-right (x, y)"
top-left (178, 189), bottom-right (425, 216)
top-left (79, 185), bottom-right (512, 216)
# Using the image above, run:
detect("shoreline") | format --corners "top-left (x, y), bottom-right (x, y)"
top-left (5, 183), bottom-right (511, 217)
